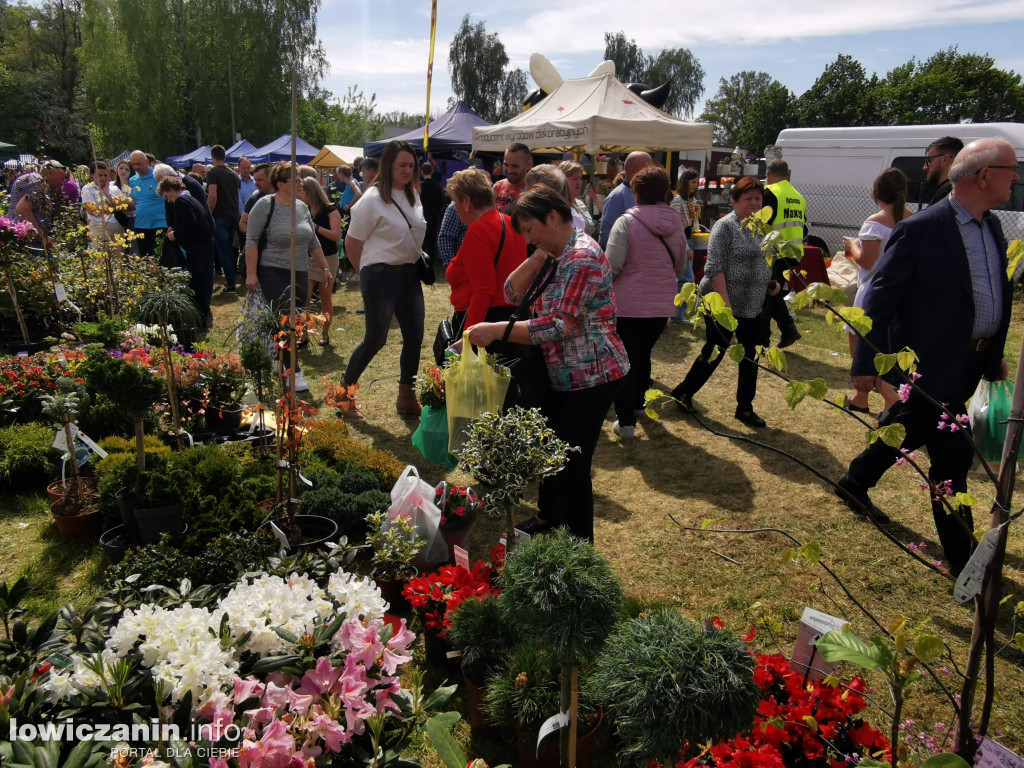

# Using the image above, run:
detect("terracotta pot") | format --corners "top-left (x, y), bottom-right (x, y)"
top-left (51, 505), bottom-right (101, 541)
top-left (47, 477), bottom-right (97, 505)
top-left (463, 674), bottom-right (498, 737)
top-left (519, 708), bottom-right (603, 768)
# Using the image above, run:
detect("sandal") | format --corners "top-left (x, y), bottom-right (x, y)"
top-left (842, 395), bottom-right (871, 414)
top-left (319, 338), bottom-right (331, 346)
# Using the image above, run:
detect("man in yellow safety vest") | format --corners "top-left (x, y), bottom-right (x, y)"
top-left (763, 159), bottom-right (806, 348)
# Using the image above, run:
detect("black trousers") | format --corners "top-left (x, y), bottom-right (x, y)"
top-left (677, 313), bottom-right (768, 412)
top-left (536, 378), bottom-right (624, 542)
top-left (135, 227), bottom-right (161, 257)
top-left (766, 257), bottom-right (799, 335)
top-left (613, 316), bottom-right (667, 426)
top-left (843, 350), bottom-right (987, 574)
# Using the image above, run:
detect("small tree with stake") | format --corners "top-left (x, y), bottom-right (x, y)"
top-left (40, 377), bottom-right (87, 510)
top-left (87, 351), bottom-right (163, 472)
top-left (455, 407), bottom-right (575, 552)
top-left (500, 530), bottom-right (623, 768)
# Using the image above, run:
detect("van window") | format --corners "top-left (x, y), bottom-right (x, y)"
top-left (889, 156), bottom-right (928, 205)
top-left (993, 162), bottom-right (1024, 213)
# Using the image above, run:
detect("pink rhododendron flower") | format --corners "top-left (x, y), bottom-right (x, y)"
top-left (308, 713), bottom-right (350, 752)
top-left (238, 717), bottom-right (296, 768)
top-left (234, 676), bottom-right (266, 705)
top-left (301, 655), bottom-right (342, 696)
top-left (262, 680), bottom-right (289, 708)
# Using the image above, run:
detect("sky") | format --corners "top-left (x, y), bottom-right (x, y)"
top-left (317, 0), bottom-right (1024, 127)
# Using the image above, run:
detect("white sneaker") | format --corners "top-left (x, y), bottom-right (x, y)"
top-left (612, 420), bottom-right (635, 438)
top-left (291, 370), bottom-right (310, 392)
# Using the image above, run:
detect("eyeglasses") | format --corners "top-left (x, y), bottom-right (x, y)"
top-left (923, 154), bottom-right (948, 167)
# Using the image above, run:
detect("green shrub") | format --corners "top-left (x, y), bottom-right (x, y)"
top-left (592, 609), bottom-right (760, 766)
top-left (303, 419), bottom-right (405, 486)
top-left (449, 593), bottom-right (518, 684)
top-left (0, 424), bottom-right (59, 491)
top-left (74, 315), bottom-right (129, 348)
top-left (339, 463), bottom-right (381, 495)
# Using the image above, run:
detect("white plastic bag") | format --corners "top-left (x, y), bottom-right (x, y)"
top-left (968, 379), bottom-right (991, 470)
top-left (387, 466), bottom-right (449, 568)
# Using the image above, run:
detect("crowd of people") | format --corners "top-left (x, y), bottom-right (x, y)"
top-left (2, 133), bottom-right (1018, 575)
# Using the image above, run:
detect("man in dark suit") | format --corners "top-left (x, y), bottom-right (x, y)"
top-left (836, 138), bottom-right (1019, 576)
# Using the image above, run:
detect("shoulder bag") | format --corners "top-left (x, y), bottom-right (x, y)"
top-left (256, 197), bottom-right (277, 270)
top-left (433, 214), bottom-right (508, 366)
top-left (500, 254), bottom-right (558, 410)
top-left (392, 199), bottom-right (435, 285)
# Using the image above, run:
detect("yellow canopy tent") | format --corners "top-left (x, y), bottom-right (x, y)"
top-left (308, 145), bottom-right (364, 169)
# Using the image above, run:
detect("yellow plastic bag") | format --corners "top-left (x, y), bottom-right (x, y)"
top-left (446, 333), bottom-right (512, 454)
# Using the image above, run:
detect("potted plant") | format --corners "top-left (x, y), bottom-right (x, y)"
top-left (484, 641), bottom-right (604, 768)
top-left (366, 510), bottom-right (423, 609)
top-left (86, 349), bottom-right (163, 472)
top-left (592, 610), bottom-right (761, 766)
top-left (130, 465), bottom-right (189, 544)
top-left (0, 215), bottom-right (39, 346)
top-left (411, 363), bottom-right (456, 469)
top-left (433, 482), bottom-right (480, 558)
top-left (499, 529), bottom-right (622, 768)
top-left (40, 377), bottom-right (100, 540)
top-left (741, 154), bottom-right (761, 176)
top-left (199, 350), bottom-right (247, 431)
top-left (456, 407), bottom-right (574, 552)
top-left (401, 560), bottom-right (496, 666)
top-left (238, 339), bottom-right (275, 451)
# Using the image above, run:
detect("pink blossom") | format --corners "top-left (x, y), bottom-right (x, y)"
top-left (196, 691), bottom-right (236, 739)
top-left (234, 676), bottom-right (266, 705)
top-left (937, 420), bottom-right (947, 430)
top-left (336, 620), bottom-right (383, 669)
top-left (286, 685), bottom-right (315, 716)
top-left (375, 677), bottom-right (402, 713)
top-left (898, 384), bottom-right (912, 403)
top-left (300, 655), bottom-right (342, 696)
top-left (209, 759), bottom-right (231, 768)
top-left (238, 717), bottom-right (296, 768)
top-left (307, 713), bottom-right (350, 752)
top-left (262, 680), bottom-right (290, 708)
top-left (243, 705), bottom-right (276, 727)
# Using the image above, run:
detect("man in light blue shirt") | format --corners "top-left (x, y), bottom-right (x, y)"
top-left (237, 157), bottom-right (256, 213)
top-left (599, 152), bottom-right (652, 249)
top-left (128, 150), bottom-right (166, 256)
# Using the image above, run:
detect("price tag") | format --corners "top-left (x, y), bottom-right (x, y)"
top-left (792, 607), bottom-right (847, 681)
top-left (54, 283), bottom-right (67, 302)
top-left (536, 711), bottom-right (568, 754)
top-left (977, 738), bottom-right (1024, 768)
top-left (52, 429), bottom-right (68, 452)
top-left (954, 525), bottom-right (1006, 603)
top-left (45, 652), bottom-right (73, 670)
top-left (453, 545), bottom-right (470, 571)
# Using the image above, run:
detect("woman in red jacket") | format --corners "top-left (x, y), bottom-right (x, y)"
top-left (444, 168), bottom-right (527, 361)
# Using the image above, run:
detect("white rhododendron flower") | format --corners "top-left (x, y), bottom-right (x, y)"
top-left (219, 573), bottom-right (334, 655)
top-left (327, 569), bottom-right (389, 621)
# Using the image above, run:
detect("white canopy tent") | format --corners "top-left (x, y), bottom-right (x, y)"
top-left (472, 73), bottom-right (713, 155)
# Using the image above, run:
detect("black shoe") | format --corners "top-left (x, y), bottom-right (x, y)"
top-left (835, 478), bottom-right (891, 523)
top-left (778, 328), bottom-right (801, 348)
top-left (516, 516), bottom-right (556, 536)
top-left (735, 409), bottom-right (766, 428)
top-left (670, 387), bottom-right (693, 414)
top-left (842, 394), bottom-right (871, 414)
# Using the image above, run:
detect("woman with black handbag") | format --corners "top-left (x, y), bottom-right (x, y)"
top-left (337, 140), bottom-right (426, 417)
top-left (466, 186), bottom-right (629, 543)
top-left (441, 168), bottom-right (527, 364)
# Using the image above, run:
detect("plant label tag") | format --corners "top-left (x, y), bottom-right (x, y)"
top-left (54, 283), bottom-right (67, 302)
top-left (536, 711), bottom-right (568, 753)
top-left (792, 607), bottom-right (846, 681)
top-left (45, 652), bottom-right (73, 670)
top-left (75, 429), bottom-right (107, 459)
top-left (513, 528), bottom-right (532, 544)
top-left (977, 738), bottom-right (1024, 768)
top-left (52, 430), bottom-right (68, 451)
top-left (298, 471), bottom-right (313, 487)
top-left (268, 522), bottom-right (290, 555)
top-left (954, 525), bottom-right (1006, 604)
top-left (453, 545), bottom-right (470, 571)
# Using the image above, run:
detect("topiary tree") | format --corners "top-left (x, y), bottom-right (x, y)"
top-left (87, 353), bottom-right (163, 472)
top-left (456, 407), bottom-right (575, 551)
top-left (593, 609), bottom-right (761, 766)
top-left (500, 529), bottom-right (623, 767)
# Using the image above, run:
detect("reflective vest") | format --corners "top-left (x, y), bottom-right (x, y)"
top-left (766, 179), bottom-right (806, 246)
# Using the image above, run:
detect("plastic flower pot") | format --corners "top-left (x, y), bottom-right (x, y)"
top-left (443, 526), bottom-right (473, 562)
top-left (133, 501), bottom-right (185, 544)
top-left (204, 405), bottom-right (244, 431)
top-left (99, 524), bottom-right (130, 563)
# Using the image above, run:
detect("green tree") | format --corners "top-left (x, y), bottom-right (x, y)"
top-left (448, 14), bottom-right (526, 122)
top-left (602, 32), bottom-right (705, 118)
top-left (0, 0), bottom-right (90, 162)
top-left (736, 82), bottom-right (794, 153)
top-left (877, 47), bottom-right (1023, 124)
top-left (792, 54), bottom-right (879, 127)
top-left (331, 86), bottom-right (386, 148)
top-left (698, 70), bottom-right (775, 146)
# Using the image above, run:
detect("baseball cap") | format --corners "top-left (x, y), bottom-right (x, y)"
top-left (41, 160), bottom-right (66, 171)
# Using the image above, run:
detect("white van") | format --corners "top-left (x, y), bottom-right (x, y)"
top-left (775, 123), bottom-right (1024, 254)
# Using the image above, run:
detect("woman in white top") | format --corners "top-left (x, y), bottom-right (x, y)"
top-left (525, 165), bottom-right (586, 234)
top-left (558, 161), bottom-right (596, 237)
top-left (841, 168), bottom-right (911, 415)
top-left (337, 140), bottom-right (427, 418)
top-left (81, 160), bottom-right (129, 256)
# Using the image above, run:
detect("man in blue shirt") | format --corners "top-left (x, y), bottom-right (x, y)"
top-left (129, 150), bottom-right (166, 256)
top-left (599, 152), bottom-right (652, 249)
top-left (237, 157), bottom-right (256, 213)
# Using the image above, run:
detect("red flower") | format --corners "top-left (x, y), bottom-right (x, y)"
top-left (711, 616), bottom-right (725, 630)
top-left (741, 628), bottom-right (757, 642)
top-left (401, 561), bottom-right (499, 638)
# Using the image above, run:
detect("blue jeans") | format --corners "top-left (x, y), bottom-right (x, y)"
top-left (213, 218), bottom-right (237, 290)
top-left (343, 262), bottom-right (424, 386)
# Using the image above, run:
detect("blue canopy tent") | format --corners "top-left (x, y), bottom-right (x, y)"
top-left (249, 134), bottom-right (319, 164)
top-left (362, 101), bottom-right (492, 157)
top-left (225, 139), bottom-right (257, 163)
top-left (166, 145), bottom-right (211, 169)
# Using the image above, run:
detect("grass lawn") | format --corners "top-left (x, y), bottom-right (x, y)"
top-left (3, 270), bottom-right (1023, 757)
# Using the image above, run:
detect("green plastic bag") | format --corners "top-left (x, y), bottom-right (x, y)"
top-left (983, 380), bottom-right (1021, 463)
top-left (445, 334), bottom-right (512, 454)
top-left (411, 404), bottom-right (457, 469)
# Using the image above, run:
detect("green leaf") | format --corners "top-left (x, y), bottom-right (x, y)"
top-left (815, 625), bottom-right (885, 670)
top-left (1015, 632), bottom-right (1023, 651)
top-left (802, 714), bottom-right (819, 730)
top-left (780, 547), bottom-right (795, 564)
top-left (790, 290), bottom-right (811, 310)
top-left (766, 347), bottom-right (787, 373)
top-left (877, 423), bottom-right (907, 448)
top-left (859, 760), bottom-right (894, 768)
top-left (807, 378), bottom-right (829, 400)
top-left (423, 715), bottom-right (468, 768)
top-left (997, 593), bottom-right (1013, 606)
top-left (913, 634), bottom-right (944, 663)
top-left (1006, 239), bottom-right (1023, 281)
top-left (703, 293), bottom-right (738, 331)
top-left (727, 344), bottom-right (745, 364)
top-left (866, 429), bottom-right (879, 447)
top-left (921, 754), bottom-right (972, 768)
top-left (874, 352), bottom-right (898, 376)
top-left (675, 282), bottom-right (697, 307)
top-left (798, 541), bottom-right (821, 566)
top-left (421, 682), bottom-right (459, 711)
top-left (955, 492), bottom-right (977, 510)
top-left (708, 345), bottom-right (722, 363)
top-left (805, 283), bottom-right (835, 302)
top-left (896, 348), bottom-right (919, 373)
top-left (785, 380), bottom-right (810, 410)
